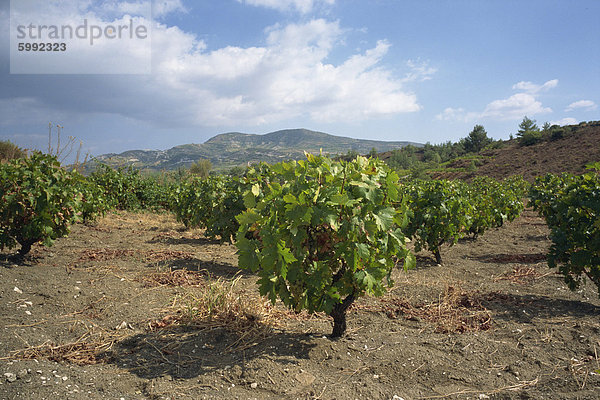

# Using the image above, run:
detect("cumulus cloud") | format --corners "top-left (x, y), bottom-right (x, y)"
top-left (565, 100), bottom-right (597, 112)
top-left (436, 107), bottom-right (471, 122)
top-left (403, 60), bottom-right (437, 82)
top-left (512, 79), bottom-right (558, 94)
top-left (237, 0), bottom-right (335, 14)
top-left (436, 79), bottom-right (556, 122)
top-left (2, 5), bottom-right (426, 128)
top-left (149, 22), bottom-right (422, 125)
top-left (479, 93), bottom-right (551, 120)
top-left (551, 117), bottom-right (578, 126)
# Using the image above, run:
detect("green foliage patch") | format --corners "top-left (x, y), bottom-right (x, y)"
top-left (530, 166), bottom-right (600, 296)
top-left (0, 152), bottom-right (81, 256)
top-left (236, 154), bottom-right (414, 337)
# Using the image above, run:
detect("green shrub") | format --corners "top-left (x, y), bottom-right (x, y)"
top-left (519, 130), bottom-right (543, 146)
top-left (0, 152), bottom-right (81, 256)
top-left (530, 168), bottom-right (600, 296)
top-left (72, 173), bottom-right (111, 223)
top-left (171, 175), bottom-right (245, 243)
top-left (89, 164), bottom-right (172, 211)
top-left (236, 154), bottom-right (414, 337)
top-left (402, 179), bottom-right (473, 264)
top-left (0, 140), bottom-right (27, 162)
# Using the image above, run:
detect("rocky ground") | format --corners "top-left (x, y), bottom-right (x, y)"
top-left (1, 209), bottom-right (599, 399)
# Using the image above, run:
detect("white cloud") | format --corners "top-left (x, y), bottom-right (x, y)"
top-left (403, 60), bottom-right (437, 83)
top-left (436, 107), bottom-right (469, 122)
top-left (150, 22), bottom-right (422, 125)
top-left (438, 79), bottom-right (557, 122)
top-left (2, 10), bottom-right (426, 128)
top-left (565, 100), bottom-right (597, 112)
top-left (512, 79), bottom-right (558, 94)
top-left (480, 93), bottom-right (552, 120)
top-left (238, 0), bottom-right (335, 14)
top-left (551, 117), bottom-right (578, 126)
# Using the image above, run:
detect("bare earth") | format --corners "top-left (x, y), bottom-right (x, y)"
top-left (1, 209), bottom-right (599, 400)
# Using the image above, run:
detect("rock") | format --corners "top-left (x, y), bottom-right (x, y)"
top-left (13, 287), bottom-right (23, 294)
top-left (295, 372), bottom-right (315, 386)
top-left (392, 396), bottom-right (405, 400)
top-left (4, 373), bottom-right (17, 383)
top-left (250, 382), bottom-right (258, 389)
top-left (17, 369), bottom-right (28, 379)
top-left (116, 321), bottom-right (133, 330)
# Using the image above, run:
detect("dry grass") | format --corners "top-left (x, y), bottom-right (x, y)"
top-left (140, 268), bottom-right (207, 287)
top-left (494, 265), bottom-right (555, 284)
top-left (359, 285), bottom-right (493, 333)
top-left (2, 324), bottom-right (127, 366)
top-left (148, 275), bottom-right (288, 351)
top-left (75, 248), bottom-right (195, 264)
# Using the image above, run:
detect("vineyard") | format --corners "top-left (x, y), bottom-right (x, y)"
top-left (1, 152), bottom-right (599, 399)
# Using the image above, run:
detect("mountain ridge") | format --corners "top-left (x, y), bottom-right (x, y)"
top-left (92, 128), bottom-right (421, 171)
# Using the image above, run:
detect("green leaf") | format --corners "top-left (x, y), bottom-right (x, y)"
top-left (236, 210), bottom-right (260, 226)
top-left (329, 193), bottom-right (349, 206)
top-left (283, 193), bottom-right (297, 204)
top-left (403, 251), bottom-right (416, 271)
top-left (374, 207), bottom-right (395, 231)
top-left (356, 243), bottom-right (370, 260)
top-left (243, 191), bottom-right (256, 208)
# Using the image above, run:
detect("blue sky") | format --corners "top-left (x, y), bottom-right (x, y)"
top-left (1, 0), bottom-right (599, 159)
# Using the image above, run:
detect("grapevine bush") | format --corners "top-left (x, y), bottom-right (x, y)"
top-left (171, 175), bottom-right (245, 243)
top-left (72, 172), bottom-right (110, 223)
top-left (89, 164), bottom-right (173, 211)
top-left (0, 152), bottom-right (81, 256)
top-left (236, 154), bottom-right (415, 337)
top-left (402, 179), bottom-right (473, 264)
top-left (466, 176), bottom-right (527, 238)
top-left (530, 166), bottom-right (600, 296)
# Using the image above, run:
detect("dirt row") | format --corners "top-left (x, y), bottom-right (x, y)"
top-left (1, 209), bottom-right (599, 399)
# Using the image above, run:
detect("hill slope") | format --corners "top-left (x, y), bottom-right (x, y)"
top-left (378, 121), bottom-right (600, 181)
top-left (466, 122), bottom-right (600, 181)
top-left (92, 128), bottom-right (420, 171)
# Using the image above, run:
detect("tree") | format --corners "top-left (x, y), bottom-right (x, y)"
top-left (368, 147), bottom-right (378, 158)
top-left (463, 125), bottom-right (493, 153)
top-left (346, 149), bottom-right (360, 160)
top-left (189, 159), bottom-right (212, 178)
top-left (518, 116), bottom-right (539, 135)
top-left (541, 122), bottom-right (551, 132)
top-left (0, 140), bottom-right (26, 162)
top-left (517, 116), bottom-right (542, 146)
top-left (423, 149), bottom-right (441, 165)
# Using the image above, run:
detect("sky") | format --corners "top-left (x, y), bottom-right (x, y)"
top-left (1, 0), bottom-right (599, 160)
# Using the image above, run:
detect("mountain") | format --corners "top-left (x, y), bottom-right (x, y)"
top-left (90, 128), bottom-right (421, 172)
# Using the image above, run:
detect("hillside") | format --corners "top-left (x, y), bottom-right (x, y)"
top-left (380, 121), bottom-right (600, 181)
top-left (91, 128), bottom-right (420, 172)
